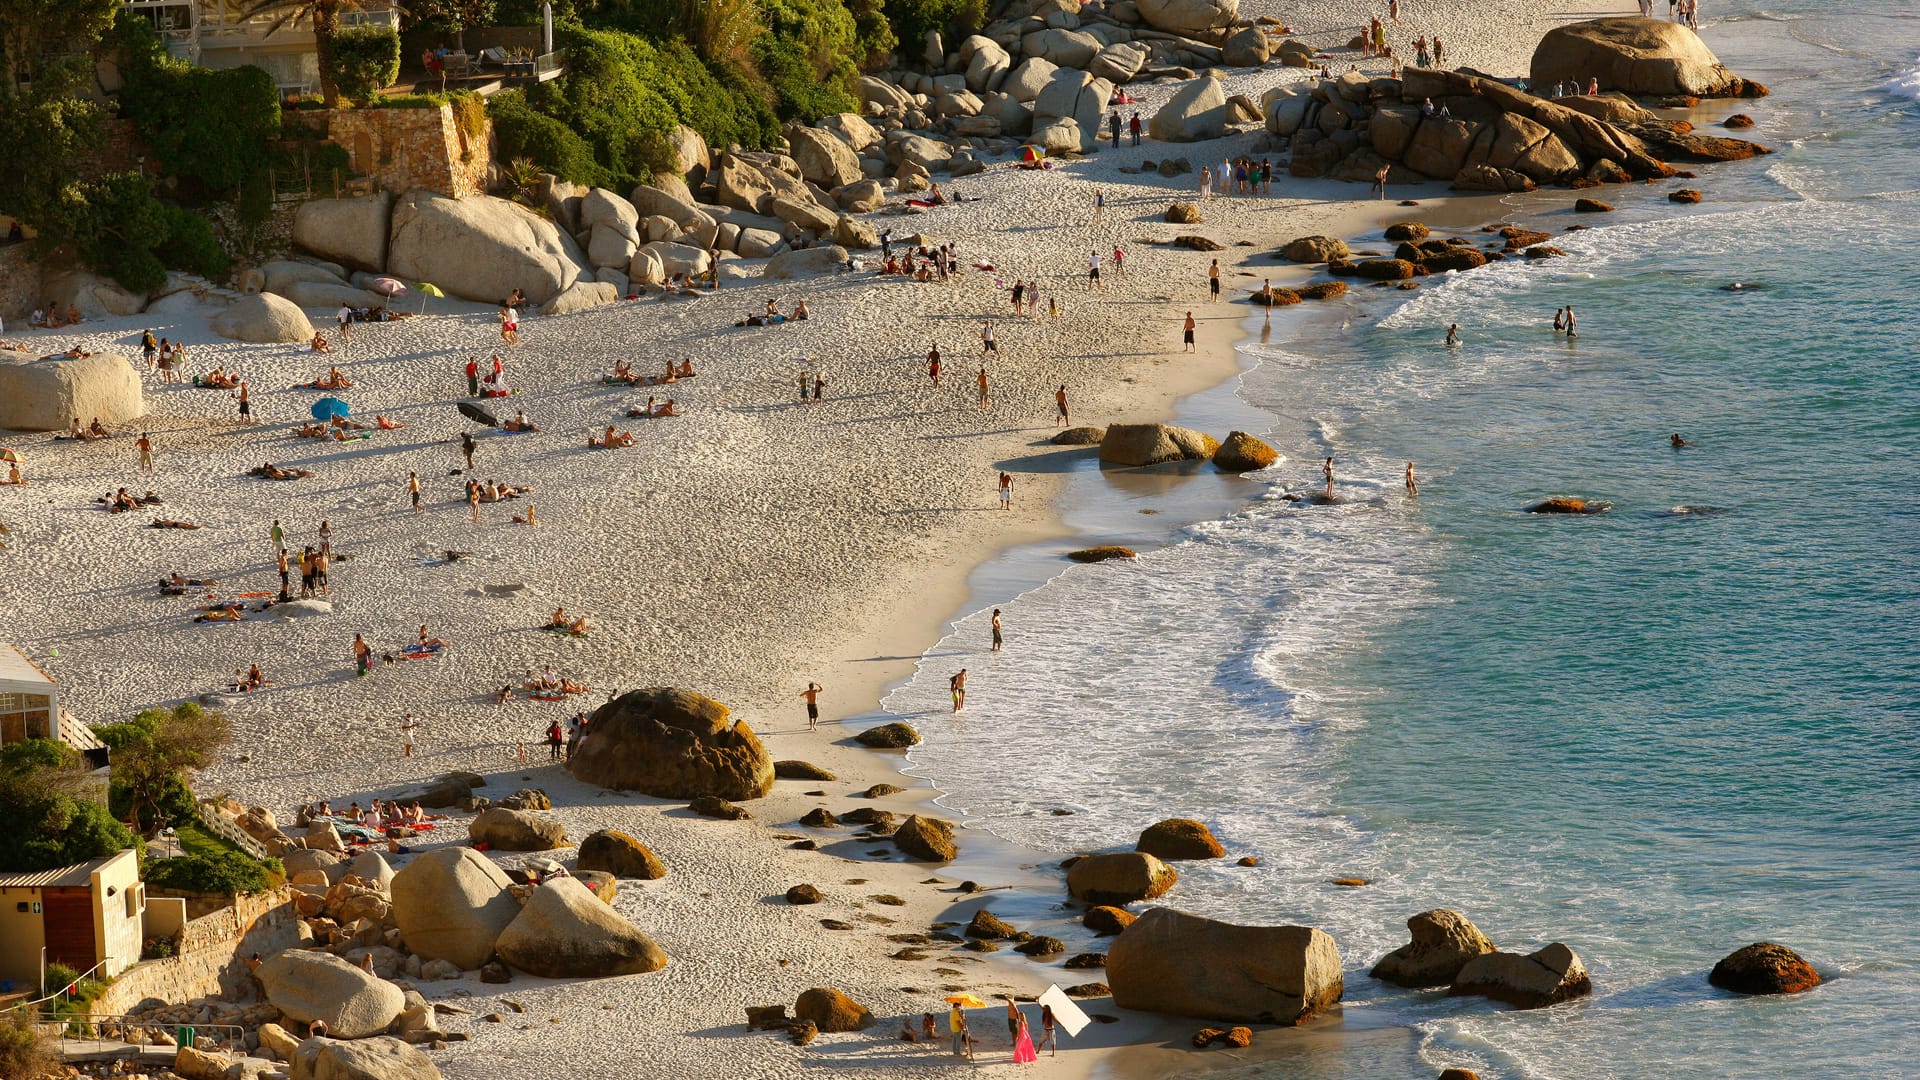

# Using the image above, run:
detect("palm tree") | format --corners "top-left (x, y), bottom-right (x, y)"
top-left (241, 0), bottom-right (402, 109)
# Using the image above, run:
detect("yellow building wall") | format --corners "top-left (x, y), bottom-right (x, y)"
top-left (92, 851), bottom-right (144, 978)
top-left (0, 888), bottom-right (48, 986)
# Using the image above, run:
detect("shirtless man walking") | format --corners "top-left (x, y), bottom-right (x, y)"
top-left (800, 682), bottom-right (823, 731)
top-left (1055, 385), bottom-right (1070, 426)
top-left (977, 366), bottom-right (991, 410)
top-left (949, 669), bottom-right (968, 711)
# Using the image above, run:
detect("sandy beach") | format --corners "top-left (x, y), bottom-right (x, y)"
top-left (0, 2), bottom-right (1645, 1076)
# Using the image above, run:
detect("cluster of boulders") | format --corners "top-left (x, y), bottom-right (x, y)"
top-left (1269, 21), bottom-right (1768, 194)
top-left (1093, 421), bottom-right (1277, 473)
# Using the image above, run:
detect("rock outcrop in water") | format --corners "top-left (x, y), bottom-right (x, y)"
top-left (1531, 18), bottom-right (1769, 99)
top-left (1450, 942), bottom-right (1592, 1008)
top-left (1107, 908), bottom-right (1343, 1023)
top-left (1371, 909), bottom-right (1498, 988)
top-left (1709, 942), bottom-right (1822, 995)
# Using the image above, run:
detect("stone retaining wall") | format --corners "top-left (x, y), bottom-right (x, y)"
top-left (97, 889), bottom-right (303, 1014)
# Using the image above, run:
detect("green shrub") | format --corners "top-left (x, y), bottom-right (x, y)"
top-left (368, 92), bottom-right (448, 109)
top-left (115, 13), bottom-right (281, 195)
top-left (331, 25), bottom-right (403, 105)
top-left (488, 90), bottom-right (607, 188)
top-left (753, 33), bottom-right (855, 122)
top-left (886, 0), bottom-right (986, 55)
top-left (144, 850), bottom-right (282, 896)
top-left (42, 964), bottom-right (81, 998)
top-left (156, 206), bottom-right (229, 283)
top-left (0, 1008), bottom-right (54, 1079)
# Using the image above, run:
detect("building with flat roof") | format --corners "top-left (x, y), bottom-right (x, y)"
top-left (0, 643), bottom-right (60, 747)
top-left (0, 850), bottom-right (145, 987)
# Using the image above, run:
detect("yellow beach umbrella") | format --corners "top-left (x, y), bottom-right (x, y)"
top-left (415, 281), bottom-right (445, 314)
top-left (942, 993), bottom-right (988, 1008)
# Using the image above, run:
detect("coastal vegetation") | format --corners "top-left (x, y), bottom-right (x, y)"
top-left (0, 739), bottom-right (136, 873)
top-left (96, 702), bottom-right (231, 836)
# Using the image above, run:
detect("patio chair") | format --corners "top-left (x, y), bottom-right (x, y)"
top-left (479, 46), bottom-right (508, 71)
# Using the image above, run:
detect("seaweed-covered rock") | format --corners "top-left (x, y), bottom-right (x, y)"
top-left (1085, 906), bottom-right (1138, 935)
top-left (1136, 818), bottom-right (1227, 859)
top-left (855, 722), bottom-right (921, 748)
top-left (1709, 943), bottom-right (1821, 995)
top-left (568, 687), bottom-right (774, 801)
top-left (576, 829), bottom-right (666, 879)
top-left (1212, 434), bottom-right (1278, 474)
top-left (1370, 910), bottom-right (1497, 988)
top-left (794, 987), bottom-right (874, 1032)
top-left (1068, 546), bottom-right (1138, 563)
top-left (893, 815), bottom-right (958, 862)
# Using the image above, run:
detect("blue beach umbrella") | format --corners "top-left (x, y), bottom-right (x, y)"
top-left (311, 397), bottom-right (351, 420)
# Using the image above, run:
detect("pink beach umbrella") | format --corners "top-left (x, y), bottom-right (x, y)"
top-left (369, 277), bottom-right (408, 298)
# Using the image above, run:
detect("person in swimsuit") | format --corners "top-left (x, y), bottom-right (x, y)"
top-left (1208, 259), bottom-right (1220, 299)
top-left (928, 345), bottom-right (941, 387)
top-left (1670, 433), bottom-right (1690, 448)
top-left (800, 682), bottom-right (823, 730)
top-left (1323, 457), bottom-right (1335, 495)
top-left (950, 669), bottom-right (968, 711)
top-left (1183, 311), bottom-right (1197, 352)
top-left (977, 367), bottom-right (990, 410)
top-left (998, 471), bottom-right (1013, 510)
top-left (1055, 385), bottom-right (1069, 426)
top-left (1406, 462), bottom-right (1418, 496)
top-left (408, 472), bottom-right (422, 514)
top-left (1445, 324), bottom-right (1460, 347)
top-left (991, 609), bottom-right (1003, 652)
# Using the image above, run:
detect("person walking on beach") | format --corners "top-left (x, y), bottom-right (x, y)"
top-left (950, 669), bottom-right (968, 712)
top-left (928, 345), bottom-right (942, 387)
top-left (136, 432), bottom-right (154, 474)
top-left (1445, 323), bottom-right (1460, 347)
top-left (1129, 111), bottom-right (1142, 146)
top-left (992, 608), bottom-right (1004, 652)
top-left (353, 633), bottom-right (372, 676)
top-left (464, 356), bottom-right (480, 397)
top-left (978, 366), bottom-right (991, 410)
top-left (998, 471), bottom-right (1014, 510)
top-left (813, 368), bottom-right (826, 403)
top-left (1208, 259), bottom-right (1221, 300)
top-left (407, 471), bottom-right (422, 514)
top-left (276, 546), bottom-right (291, 601)
top-left (141, 329), bottom-right (157, 369)
top-left (460, 431), bottom-right (477, 471)
top-left (1088, 251), bottom-right (1102, 291)
top-left (270, 519), bottom-right (285, 552)
top-left (800, 682), bottom-right (823, 730)
top-left (1039, 1004), bottom-right (1057, 1056)
top-left (1055, 385), bottom-right (1070, 426)
top-left (336, 303), bottom-right (352, 342)
top-left (1406, 462), bottom-right (1419, 496)
top-left (981, 320), bottom-right (997, 356)
top-left (400, 713), bottom-right (417, 758)
top-left (467, 479), bottom-right (481, 524)
top-left (1092, 189), bottom-right (1105, 223)
top-left (1011, 279), bottom-right (1025, 315)
top-left (1433, 36), bottom-right (1444, 67)
top-left (1111, 246), bottom-right (1127, 278)
top-left (1183, 310), bottom-right (1197, 352)
top-left (1109, 110), bottom-right (1121, 148)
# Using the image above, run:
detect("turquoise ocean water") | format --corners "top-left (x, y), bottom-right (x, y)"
top-left (879, 5), bottom-right (1919, 1077)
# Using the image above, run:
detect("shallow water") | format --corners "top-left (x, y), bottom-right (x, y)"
top-left (879, 5), bottom-right (1920, 1077)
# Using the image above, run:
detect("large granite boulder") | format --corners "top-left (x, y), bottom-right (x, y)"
top-left (892, 816), bottom-right (958, 862)
top-left (637, 241), bottom-right (710, 281)
top-left (1100, 423), bottom-right (1221, 466)
top-left (1137, 0), bottom-right (1239, 38)
top-left (273, 280), bottom-right (384, 310)
top-left (1090, 41), bottom-right (1151, 84)
top-left (964, 37), bottom-right (1011, 94)
top-left (289, 1036), bottom-right (441, 1080)
top-left (385, 192), bottom-right (587, 305)
top-left (1149, 78), bottom-right (1229, 143)
top-left (1450, 943), bottom-right (1592, 1008)
top-left (1282, 235), bottom-right (1350, 263)
top-left (1223, 26), bottom-right (1270, 67)
top-left (764, 245), bottom-right (849, 279)
top-left (786, 125), bottom-right (863, 189)
top-left (1212, 432), bottom-right (1278, 472)
top-left (794, 987), bottom-right (874, 1032)
top-left (0, 353), bottom-right (143, 432)
top-left (494, 877), bottom-right (668, 978)
top-left (292, 193), bottom-right (393, 273)
top-left (256, 950), bottom-right (405, 1038)
top-left (568, 687), bottom-right (775, 800)
top-left (820, 112), bottom-right (881, 153)
top-left (44, 268), bottom-right (147, 319)
top-left (1136, 819), bottom-right (1226, 860)
top-left (630, 185), bottom-right (718, 249)
top-left (1531, 17), bottom-right (1765, 98)
top-left (666, 124), bottom-right (711, 185)
top-left (577, 829), bottom-right (666, 880)
top-left (1709, 943), bottom-right (1821, 995)
top-left (1067, 852), bottom-right (1179, 906)
top-left (389, 847), bottom-right (519, 969)
top-left (1107, 908), bottom-right (1343, 1024)
top-left (1024, 27), bottom-right (1101, 69)
top-left (469, 807), bottom-right (566, 851)
top-left (1002, 57), bottom-right (1059, 104)
top-left (212, 293), bottom-right (314, 344)
top-left (1371, 910), bottom-right (1498, 988)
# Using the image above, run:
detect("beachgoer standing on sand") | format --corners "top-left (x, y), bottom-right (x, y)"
top-left (275, 546), bottom-right (291, 601)
top-left (978, 366), bottom-right (991, 409)
top-left (1055, 385), bottom-right (1070, 426)
top-left (992, 608), bottom-right (1003, 652)
top-left (1323, 456), bottom-right (1335, 495)
top-left (133, 432), bottom-right (154, 474)
top-left (318, 519), bottom-right (332, 557)
top-left (499, 305), bottom-right (519, 347)
top-left (1040, 1004), bottom-right (1057, 1056)
top-left (546, 720), bottom-right (564, 760)
top-left (1373, 164), bottom-right (1390, 200)
top-left (950, 669), bottom-right (968, 711)
top-left (235, 380), bottom-right (251, 423)
top-left (1183, 310), bottom-right (1197, 352)
top-left (1129, 111), bottom-right (1142, 146)
top-left (336, 304), bottom-right (352, 342)
top-left (1093, 189), bottom-right (1105, 223)
top-left (354, 633), bottom-right (372, 676)
top-left (313, 547), bottom-right (330, 596)
top-left (998, 471), bottom-right (1013, 510)
top-left (408, 472), bottom-right (422, 514)
top-left (801, 682), bottom-right (823, 731)
top-left (1390, 0), bottom-right (1399, 23)
top-left (949, 1005), bottom-right (969, 1058)
top-left (1088, 251), bottom-right (1102, 290)
top-left (467, 480), bottom-right (481, 524)
top-left (298, 547), bottom-right (315, 598)
top-left (141, 329), bottom-right (157, 369)
top-left (1406, 462), bottom-right (1418, 496)
top-left (1208, 259), bottom-right (1221, 299)
top-left (981, 320), bottom-right (997, 356)
top-left (928, 345), bottom-right (942, 387)
top-left (1011, 279), bottom-right (1024, 314)
top-left (270, 519), bottom-right (284, 551)
top-left (464, 356), bottom-right (479, 396)
top-left (1199, 165), bottom-right (1212, 200)
top-left (1445, 323), bottom-right (1460, 347)
top-left (1433, 36), bottom-right (1444, 66)
top-left (460, 432), bottom-right (476, 470)
top-left (813, 368), bottom-right (826, 403)
top-left (1109, 111), bottom-right (1120, 148)
top-left (400, 713), bottom-right (417, 757)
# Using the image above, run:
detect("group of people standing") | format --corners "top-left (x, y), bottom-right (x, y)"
top-left (1199, 158), bottom-right (1273, 200)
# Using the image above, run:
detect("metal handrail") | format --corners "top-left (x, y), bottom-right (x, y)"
top-left (42, 1011), bottom-right (246, 1056)
top-left (1, 959), bottom-right (109, 1015)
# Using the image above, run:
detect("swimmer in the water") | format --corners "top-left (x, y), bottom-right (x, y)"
top-left (1670, 433), bottom-right (1689, 448)
top-left (1445, 323), bottom-right (1460, 347)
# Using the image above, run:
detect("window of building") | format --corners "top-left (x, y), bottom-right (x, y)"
top-left (0, 692), bottom-right (53, 743)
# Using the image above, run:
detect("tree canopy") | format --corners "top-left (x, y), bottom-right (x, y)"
top-left (0, 739), bottom-right (138, 874)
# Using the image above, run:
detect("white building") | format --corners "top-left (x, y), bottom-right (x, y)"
top-left (122, 0), bottom-right (401, 96)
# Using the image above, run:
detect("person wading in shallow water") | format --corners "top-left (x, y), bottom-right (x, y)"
top-left (950, 669), bottom-right (968, 711)
top-left (991, 609), bottom-right (1004, 652)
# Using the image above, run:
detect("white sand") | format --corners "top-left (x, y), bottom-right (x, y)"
top-left (0, 3), bottom-right (1630, 1076)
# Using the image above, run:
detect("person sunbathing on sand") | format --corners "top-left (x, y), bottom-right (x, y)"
top-left (311, 367), bottom-right (352, 390)
top-left (418, 624), bottom-right (449, 649)
top-left (609, 360), bottom-right (638, 384)
top-left (493, 684), bottom-right (514, 704)
top-left (150, 518), bottom-right (200, 529)
top-left (675, 359), bottom-right (695, 377)
top-left (167, 572), bottom-right (218, 587)
top-left (503, 409), bottom-right (539, 432)
top-left (295, 422), bottom-right (328, 438)
top-left (593, 425), bottom-right (636, 448)
top-left (63, 345), bottom-right (92, 359)
top-left (374, 415), bottom-right (404, 430)
top-left (311, 332), bottom-right (332, 353)
top-left (3, 462), bottom-right (24, 486)
top-left (88, 418), bottom-right (108, 438)
top-left (791, 300), bottom-right (810, 321)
